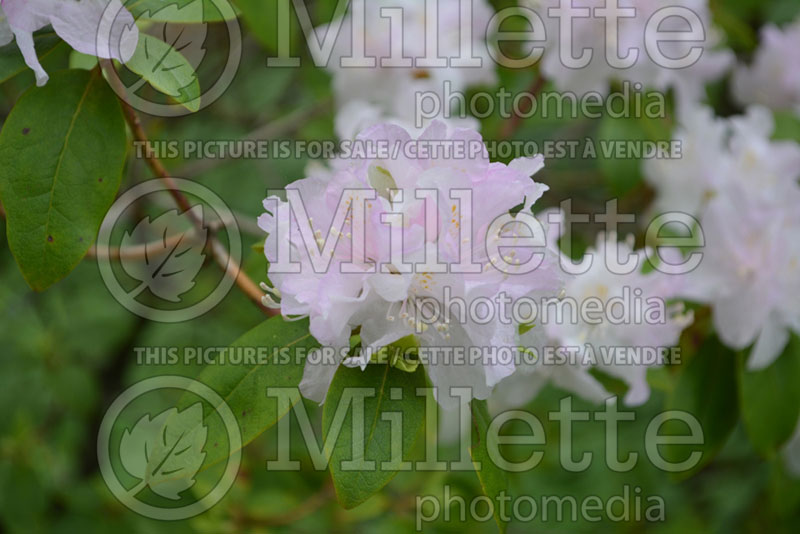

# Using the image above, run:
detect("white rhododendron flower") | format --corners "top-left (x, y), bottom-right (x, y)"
top-left (645, 106), bottom-right (800, 218)
top-left (683, 187), bottom-right (800, 370)
top-left (643, 106), bottom-right (730, 217)
top-left (646, 105), bottom-right (800, 369)
top-left (534, 0), bottom-right (732, 114)
top-left (259, 121), bottom-right (564, 407)
top-left (505, 231), bottom-right (691, 407)
top-left (490, 222), bottom-right (693, 410)
top-left (733, 20), bottom-right (800, 112)
top-left (545, 234), bottom-right (692, 405)
top-left (490, 211), bottom-right (613, 410)
top-left (0, 0), bottom-right (138, 86)
top-left (489, 343), bottom-right (610, 412)
top-left (314, 0), bottom-right (497, 139)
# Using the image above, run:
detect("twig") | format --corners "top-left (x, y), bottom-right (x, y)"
top-left (499, 73), bottom-right (547, 139)
top-left (87, 232), bottom-right (199, 260)
top-left (99, 60), bottom-right (278, 317)
top-left (149, 193), bottom-right (265, 237)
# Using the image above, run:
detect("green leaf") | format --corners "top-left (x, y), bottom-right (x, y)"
top-left (772, 111), bottom-right (800, 143)
top-left (0, 34), bottom-right (66, 85)
top-left (234, 0), bottom-right (289, 54)
top-left (739, 334), bottom-right (800, 457)
top-left (0, 69), bottom-right (126, 291)
top-left (68, 51), bottom-right (98, 71)
top-left (127, 0), bottom-right (239, 22)
top-left (180, 316), bottom-right (317, 468)
top-left (323, 363), bottom-right (426, 509)
top-left (469, 399), bottom-right (509, 534)
top-left (763, 0), bottom-right (800, 24)
top-left (125, 33), bottom-right (201, 112)
top-left (663, 336), bottom-right (739, 479)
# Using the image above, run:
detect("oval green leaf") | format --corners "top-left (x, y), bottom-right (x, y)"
top-left (663, 336), bottom-right (739, 479)
top-left (739, 333), bottom-right (800, 457)
top-left (323, 363), bottom-right (426, 509)
top-left (469, 399), bottom-right (509, 534)
top-left (0, 69), bottom-right (127, 291)
top-left (179, 316), bottom-right (317, 468)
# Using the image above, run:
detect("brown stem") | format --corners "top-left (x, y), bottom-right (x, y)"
top-left (499, 73), bottom-right (547, 139)
top-left (98, 60), bottom-right (278, 317)
top-left (88, 231), bottom-right (198, 260)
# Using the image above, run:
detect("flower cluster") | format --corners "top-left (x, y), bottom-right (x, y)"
top-left (644, 106), bottom-right (800, 370)
top-left (259, 121), bottom-right (563, 407)
top-left (533, 0), bottom-right (732, 115)
top-left (313, 0), bottom-right (497, 139)
top-left (733, 18), bottom-right (800, 113)
top-left (493, 230), bottom-right (693, 410)
top-left (0, 0), bottom-right (139, 86)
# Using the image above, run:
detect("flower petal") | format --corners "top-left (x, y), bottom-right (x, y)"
top-left (48, 0), bottom-right (139, 62)
top-left (10, 28), bottom-right (48, 85)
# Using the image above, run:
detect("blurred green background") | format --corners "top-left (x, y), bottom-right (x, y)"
top-left (2, 0), bottom-right (800, 532)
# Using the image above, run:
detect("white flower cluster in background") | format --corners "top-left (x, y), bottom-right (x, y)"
top-left (533, 0), bottom-right (732, 115)
top-left (313, 0), bottom-right (497, 139)
top-left (0, 0), bottom-right (139, 85)
top-left (733, 18), bottom-right (800, 113)
top-left (492, 230), bottom-right (693, 411)
top-left (644, 106), bottom-right (800, 371)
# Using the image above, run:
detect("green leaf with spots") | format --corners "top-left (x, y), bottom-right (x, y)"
top-left (0, 69), bottom-right (126, 291)
top-left (469, 399), bottom-right (509, 534)
top-left (179, 316), bottom-right (317, 468)
top-left (323, 363), bottom-right (426, 509)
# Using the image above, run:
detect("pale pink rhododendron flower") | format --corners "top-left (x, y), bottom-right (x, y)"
top-left (258, 121), bottom-right (564, 407)
top-left (533, 0), bottom-right (732, 114)
top-left (733, 20), bottom-right (800, 113)
top-left (0, 0), bottom-right (139, 86)
top-left (313, 0), bottom-right (498, 139)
